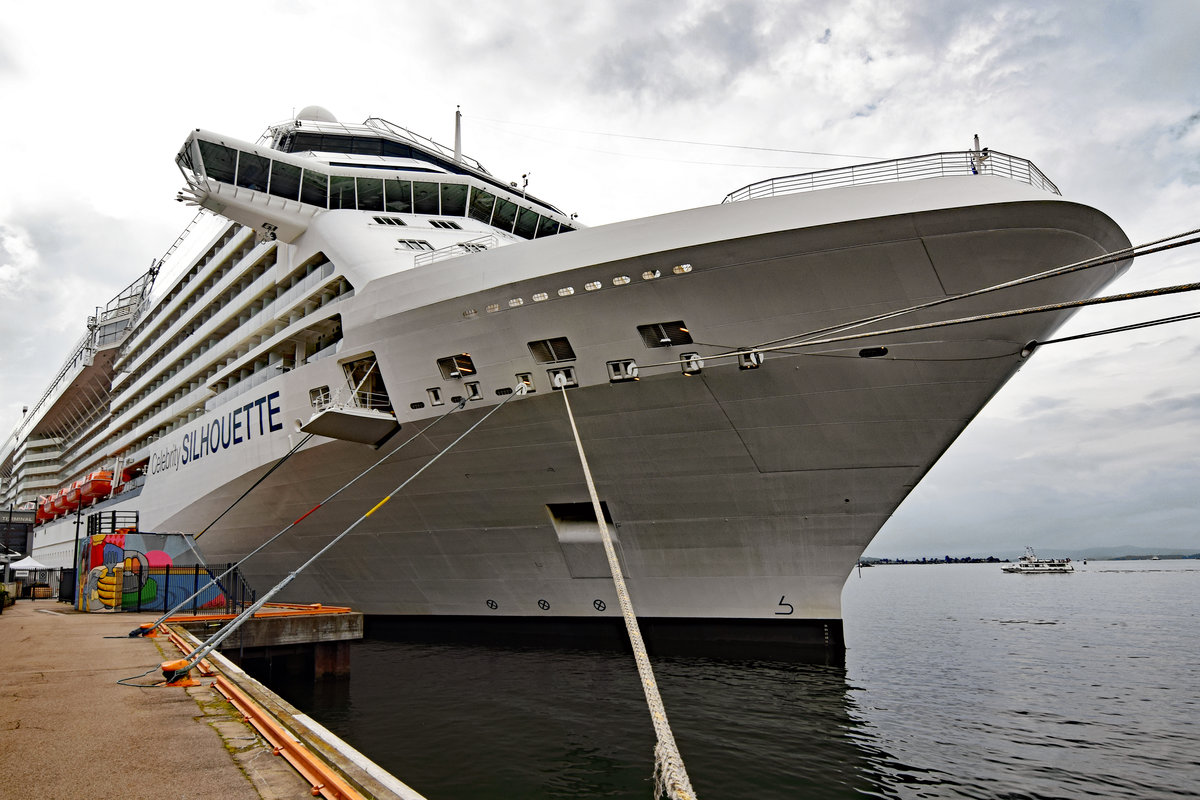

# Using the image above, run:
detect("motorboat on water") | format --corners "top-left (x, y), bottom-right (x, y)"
top-left (1002, 547), bottom-right (1075, 574)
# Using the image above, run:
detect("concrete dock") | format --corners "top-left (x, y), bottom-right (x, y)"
top-left (0, 599), bottom-right (422, 800)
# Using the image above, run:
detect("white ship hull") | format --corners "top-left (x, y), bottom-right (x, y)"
top-left (28, 175), bottom-right (1127, 649)
top-left (11, 112), bottom-right (1129, 651)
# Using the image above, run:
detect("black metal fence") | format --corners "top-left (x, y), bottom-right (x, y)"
top-left (122, 563), bottom-right (256, 614)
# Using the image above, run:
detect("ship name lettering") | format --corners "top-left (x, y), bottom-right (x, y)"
top-left (179, 390), bottom-right (284, 469)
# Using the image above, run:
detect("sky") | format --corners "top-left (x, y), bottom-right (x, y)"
top-left (0, 0), bottom-right (1197, 558)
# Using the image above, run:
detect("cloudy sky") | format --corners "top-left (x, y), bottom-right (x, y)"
top-left (1, 1), bottom-right (1197, 558)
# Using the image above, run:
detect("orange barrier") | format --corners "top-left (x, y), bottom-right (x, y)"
top-left (214, 675), bottom-right (366, 800)
top-left (165, 602), bottom-right (352, 625)
top-left (162, 626), bottom-right (217, 677)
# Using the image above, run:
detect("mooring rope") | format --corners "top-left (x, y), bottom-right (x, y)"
top-left (158, 386), bottom-right (525, 683)
top-left (752, 226), bottom-right (1200, 351)
top-left (194, 432), bottom-right (316, 540)
top-left (128, 398), bottom-right (468, 638)
top-left (558, 382), bottom-right (697, 800)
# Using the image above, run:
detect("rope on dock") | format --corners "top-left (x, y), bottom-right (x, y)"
top-left (558, 382), bottom-right (698, 800)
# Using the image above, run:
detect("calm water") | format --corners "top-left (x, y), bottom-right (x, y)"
top-left (277, 561), bottom-right (1200, 798)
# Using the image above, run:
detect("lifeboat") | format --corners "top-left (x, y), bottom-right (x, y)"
top-left (36, 495), bottom-right (55, 523)
top-left (79, 471), bottom-right (113, 504)
top-left (62, 481), bottom-right (84, 514)
top-left (50, 488), bottom-right (69, 515)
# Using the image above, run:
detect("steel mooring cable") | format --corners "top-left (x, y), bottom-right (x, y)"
top-left (157, 386), bottom-right (525, 683)
top-left (128, 398), bottom-right (468, 638)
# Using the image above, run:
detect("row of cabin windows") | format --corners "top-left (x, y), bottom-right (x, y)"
top-left (193, 140), bottom-right (573, 241)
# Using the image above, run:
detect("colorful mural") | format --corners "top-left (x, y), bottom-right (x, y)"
top-left (80, 531), bottom-right (228, 612)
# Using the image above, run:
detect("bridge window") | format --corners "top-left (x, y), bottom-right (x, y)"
top-left (236, 152), bottom-right (270, 191)
top-left (413, 181), bottom-right (440, 215)
top-left (440, 183), bottom-right (468, 216)
top-left (536, 216), bottom-right (560, 238)
top-left (515, 207), bottom-right (539, 239)
top-left (493, 197), bottom-right (518, 233)
top-left (269, 161), bottom-right (302, 201)
top-left (330, 176), bottom-right (356, 209)
top-left (198, 141), bottom-right (237, 183)
top-left (384, 179), bottom-right (412, 213)
top-left (469, 188), bottom-right (496, 224)
top-left (357, 177), bottom-right (384, 211)
top-left (301, 170), bottom-right (328, 207)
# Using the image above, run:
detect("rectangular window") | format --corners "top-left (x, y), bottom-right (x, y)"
top-left (437, 354), bottom-right (475, 379)
top-left (528, 337), bottom-right (576, 364)
top-left (465, 381), bottom-right (482, 400)
top-left (430, 219), bottom-right (462, 229)
top-left (384, 179), bottom-right (412, 213)
top-left (300, 170), bottom-right (328, 207)
top-left (372, 216), bottom-right (407, 226)
top-left (514, 208), bottom-right (540, 240)
top-left (468, 188), bottom-right (496, 224)
top-left (493, 198), bottom-right (518, 233)
top-left (637, 321), bottom-right (693, 348)
top-left (236, 152), bottom-right (270, 191)
top-left (198, 141), bottom-right (237, 183)
top-left (396, 239), bottom-right (434, 251)
top-left (440, 183), bottom-right (468, 216)
top-left (268, 161), bottom-right (302, 201)
top-left (329, 176), bottom-right (356, 210)
top-left (516, 373), bottom-right (536, 392)
top-left (536, 216), bottom-right (560, 238)
top-left (413, 181), bottom-right (440, 215)
top-left (356, 178), bottom-right (384, 211)
top-left (427, 387), bottom-right (444, 406)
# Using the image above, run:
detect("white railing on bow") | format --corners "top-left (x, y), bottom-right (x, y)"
top-left (722, 150), bottom-right (1060, 203)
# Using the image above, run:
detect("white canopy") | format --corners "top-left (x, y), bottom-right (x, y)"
top-left (8, 555), bottom-right (49, 571)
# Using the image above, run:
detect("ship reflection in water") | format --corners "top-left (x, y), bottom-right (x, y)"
top-left (273, 638), bottom-right (895, 799)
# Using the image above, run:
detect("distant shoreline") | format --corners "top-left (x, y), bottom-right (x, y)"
top-left (862, 553), bottom-right (1200, 565)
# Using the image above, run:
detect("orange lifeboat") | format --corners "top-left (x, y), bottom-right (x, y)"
top-left (79, 471), bottom-right (113, 504)
top-left (36, 495), bottom-right (55, 523)
top-left (50, 488), bottom-right (69, 515)
top-left (62, 481), bottom-right (84, 513)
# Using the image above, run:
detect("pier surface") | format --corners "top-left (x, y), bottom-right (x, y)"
top-left (0, 599), bottom-right (312, 799)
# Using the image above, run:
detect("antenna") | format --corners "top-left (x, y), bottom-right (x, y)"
top-left (453, 105), bottom-right (462, 164)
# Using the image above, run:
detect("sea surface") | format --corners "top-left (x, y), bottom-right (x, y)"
top-left (274, 561), bottom-right (1200, 799)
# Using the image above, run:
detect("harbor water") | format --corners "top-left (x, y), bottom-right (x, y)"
top-left (274, 561), bottom-right (1200, 798)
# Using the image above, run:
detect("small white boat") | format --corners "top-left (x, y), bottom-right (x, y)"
top-left (1002, 547), bottom-right (1074, 574)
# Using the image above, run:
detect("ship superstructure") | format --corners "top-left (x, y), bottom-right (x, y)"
top-left (7, 107), bottom-right (1131, 650)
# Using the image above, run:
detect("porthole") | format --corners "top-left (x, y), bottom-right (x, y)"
top-left (532, 292), bottom-right (549, 302)
top-left (584, 281), bottom-right (601, 291)
top-left (641, 269), bottom-right (661, 280)
top-left (672, 263), bottom-right (693, 274)
top-left (613, 275), bottom-right (631, 286)
top-left (557, 287), bottom-right (575, 297)
top-left (485, 303), bottom-right (500, 313)
top-left (508, 298), bottom-right (524, 308)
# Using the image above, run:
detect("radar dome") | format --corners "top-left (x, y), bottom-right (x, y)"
top-left (296, 105), bottom-right (337, 123)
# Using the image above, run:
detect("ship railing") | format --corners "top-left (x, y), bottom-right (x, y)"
top-left (413, 234), bottom-right (499, 267)
top-left (722, 150), bottom-right (1060, 203)
top-left (310, 387), bottom-right (392, 414)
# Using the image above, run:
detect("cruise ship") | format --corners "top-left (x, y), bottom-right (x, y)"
top-left (1, 107), bottom-right (1130, 650)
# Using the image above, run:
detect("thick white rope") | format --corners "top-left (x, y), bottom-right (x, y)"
top-left (559, 384), bottom-right (698, 800)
